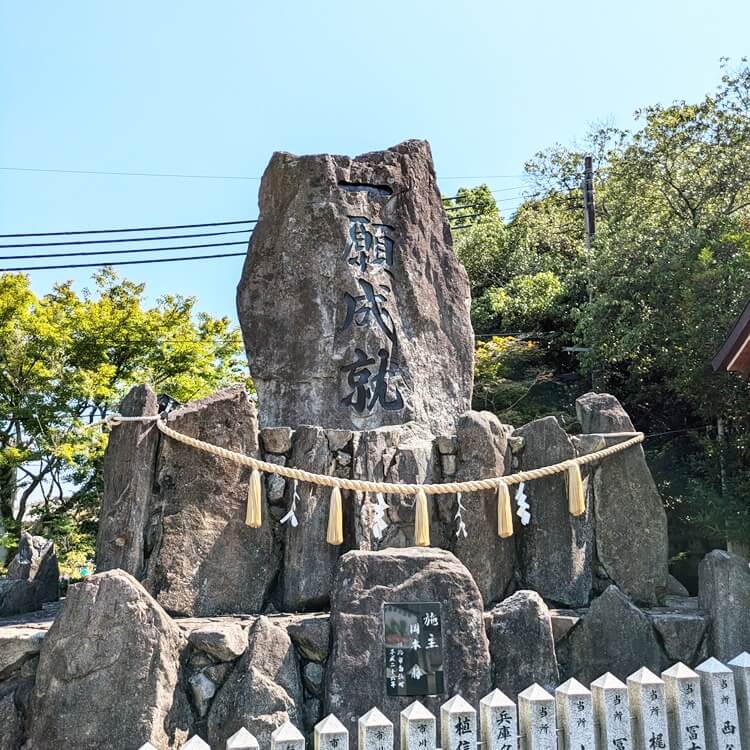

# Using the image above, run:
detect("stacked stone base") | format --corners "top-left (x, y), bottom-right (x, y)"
top-left (2, 547), bottom-right (748, 750)
top-left (96, 386), bottom-right (670, 616)
top-left (2, 387), bottom-right (745, 748)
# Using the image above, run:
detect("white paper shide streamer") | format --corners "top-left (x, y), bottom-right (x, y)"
top-left (515, 481), bottom-right (531, 526)
top-left (280, 479), bottom-right (301, 527)
top-left (454, 492), bottom-right (468, 538)
top-left (371, 492), bottom-right (389, 540)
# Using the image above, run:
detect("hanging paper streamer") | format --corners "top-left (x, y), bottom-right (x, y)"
top-left (497, 483), bottom-right (514, 538)
top-left (280, 479), bottom-right (300, 527)
top-left (515, 481), bottom-right (531, 526)
top-left (567, 462), bottom-right (586, 516)
top-left (454, 492), bottom-right (468, 538)
top-left (326, 486), bottom-right (344, 545)
top-left (371, 492), bottom-right (389, 540)
top-left (245, 469), bottom-right (263, 528)
top-left (414, 489), bottom-right (430, 547)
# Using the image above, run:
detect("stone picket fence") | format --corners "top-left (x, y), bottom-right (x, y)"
top-left (139, 653), bottom-right (750, 750)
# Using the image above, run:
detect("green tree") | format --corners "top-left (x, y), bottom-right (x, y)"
top-left (542, 61), bottom-right (750, 547)
top-left (451, 60), bottom-right (750, 550)
top-left (0, 269), bottom-right (248, 570)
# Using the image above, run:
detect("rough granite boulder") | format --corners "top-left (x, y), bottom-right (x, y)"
top-left (514, 417), bottom-right (592, 607)
top-left (0, 650), bottom-right (37, 750)
top-left (452, 411), bottom-right (514, 605)
top-left (237, 139), bottom-right (474, 434)
top-left (489, 590), bottom-right (559, 699)
top-left (281, 425), bottom-right (342, 611)
top-left (188, 622), bottom-right (248, 662)
top-left (575, 392), bottom-right (668, 605)
top-left (96, 383), bottom-right (160, 577)
top-left (559, 585), bottom-right (663, 684)
top-left (350, 422), bottom-right (439, 550)
top-left (285, 614), bottom-right (330, 663)
top-left (576, 392), bottom-right (636, 434)
top-left (143, 386), bottom-right (280, 615)
top-left (0, 624), bottom-right (45, 677)
top-left (0, 691), bottom-right (22, 750)
top-left (647, 609), bottom-right (708, 665)
top-left (26, 570), bottom-right (192, 750)
top-left (698, 549), bottom-right (750, 661)
top-left (0, 533), bottom-right (59, 617)
top-left (325, 548), bottom-right (491, 736)
top-left (208, 616), bottom-right (303, 749)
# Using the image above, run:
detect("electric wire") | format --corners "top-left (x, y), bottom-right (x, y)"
top-left (0, 251), bottom-right (247, 272)
top-left (0, 219), bottom-right (256, 239)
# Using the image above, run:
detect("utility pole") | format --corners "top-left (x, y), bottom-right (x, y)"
top-left (582, 155), bottom-right (595, 252)
top-left (582, 155), bottom-right (597, 388)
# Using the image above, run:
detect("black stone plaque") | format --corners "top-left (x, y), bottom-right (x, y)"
top-left (384, 602), bottom-right (444, 697)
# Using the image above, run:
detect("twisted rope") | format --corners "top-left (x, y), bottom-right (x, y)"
top-left (106, 414), bottom-right (644, 496)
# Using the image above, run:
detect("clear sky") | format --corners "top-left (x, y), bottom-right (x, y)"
top-left (1, 1), bottom-right (747, 325)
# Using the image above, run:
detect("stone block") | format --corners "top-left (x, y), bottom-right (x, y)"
top-left (514, 416), bottom-right (592, 607)
top-left (143, 386), bottom-right (280, 616)
top-left (576, 393), bottom-right (668, 606)
top-left (237, 140), bottom-right (474, 434)
top-left (325, 548), bottom-right (491, 737)
top-left (26, 570), bottom-right (192, 749)
top-left (488, 590), bottom-right (558, 700)
top-left (698, 550), bottom-right (750, 661)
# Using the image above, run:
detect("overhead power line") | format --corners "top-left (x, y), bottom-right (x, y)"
top-left (0, 166), bottom-right (263, 181)
top-left (441, 174), bottom-right (524, 180)
top-left (0, 240), bottom-right (249, 261)
top-left (0, 228), bottom-right (251, 249)
top-left (441, 186), bottom-right (528, 201)
top-left (0, 252), bottom-right (247, 272)
top-left (0, 218), bottom-right (256, 239)
top-left (2, 165), bottom-right (525, 182)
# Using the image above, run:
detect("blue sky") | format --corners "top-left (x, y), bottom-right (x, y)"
top-left (1, 1), bottom-right (747, 325)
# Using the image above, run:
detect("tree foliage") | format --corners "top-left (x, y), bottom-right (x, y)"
top-left (0, 269), bottom-right (248, 571)
top-left (455, 60), bottom-right (750, 550)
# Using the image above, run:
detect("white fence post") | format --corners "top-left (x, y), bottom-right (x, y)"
top-left (359, 707), bottom-right (394, 750)
top-left (628, 667), bottom-right (669, 750)
top-left (696, 658), bottom-right (742, 750)
top-left (480, 688), bottom-right (518, 750)
top-left (400, 700), bottom-right (437, 750)
top-left (518, 683), bottom-right (557, 750)
top-left (226, 727), bottom-right (259, 750)
top-left (180, 737), bottom-right (210, 750)
top-left (441, 695), bottom-right (477, 750)
top-left (315, 714), bottom-right (349, 750)
top-left (271, 720), bottom-right (305, 750)
top-left (729, 652), bottom-right (750, 746)
top-left (662, 662), bottom-right (706, 750)
top-left (556, 677), bottom-right (594, 750)
top-left (592, 673), bottom-right (631, 750)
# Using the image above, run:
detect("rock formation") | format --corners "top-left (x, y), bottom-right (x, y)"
top-left (325, 548), bottom-right (491, 737)
top-left (575, 393), bottom-right (669, 605)
top-left (556, 585), bottom-right (664, 684)
top-left (96, 383), bottom-right (159, 577)
top-left (208, 617), bottom-right (303, 749)
top-left (237, 139), bottom-right (474, 434)
top-left (26, 570), bottom-right (192, 749)
top-left (514, 417), bottom-right (592, 607)
top-left (0, 533), bottom-right (59, 617)
top-left (143, 386), bottom-right (279, 616)
top-left (488, 590), bottom-right (558, 699)
top-left (699, 549), bottom-right (750, 660)
top-left (61, 138), bottom-right (703, 749)
top-left (452, 411), bottom-right (514, 606)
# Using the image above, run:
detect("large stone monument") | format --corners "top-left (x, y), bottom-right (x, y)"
top-left (237, 139), bottom-right (474, 434)
top-left (7, 140), bottom-right (729, 750)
